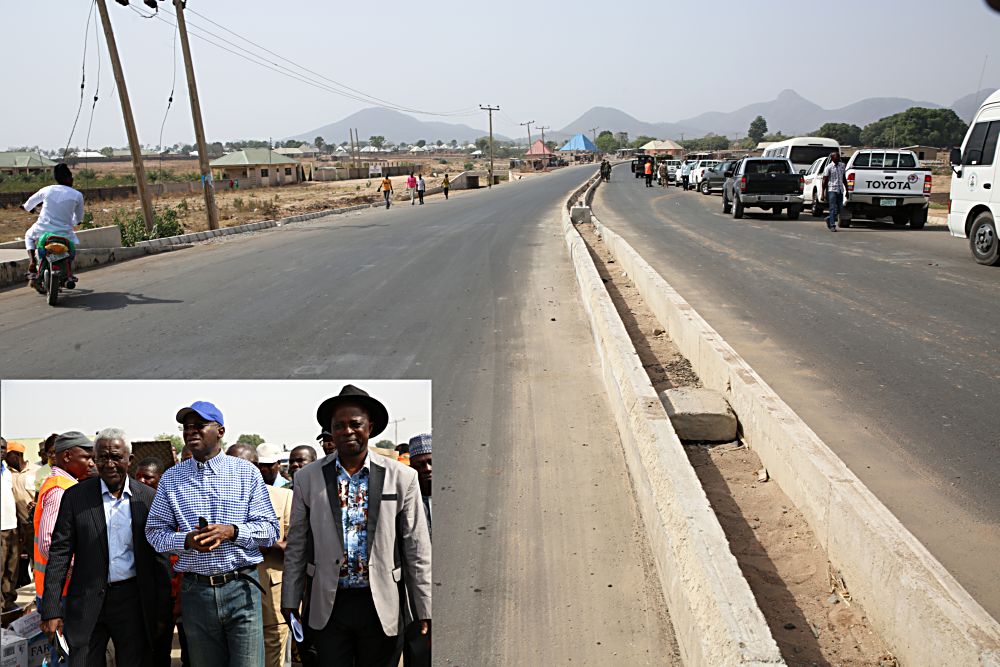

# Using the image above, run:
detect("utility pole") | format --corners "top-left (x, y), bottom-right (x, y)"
top-left (589, 126), bottom-right (599, 147)
top-left (174, 0), bottom-right (219, 230)
top-left (480, 105), bottom-right (499, 188)
top-left (96, 0), bottom-right (155, 232)
top-left (537, 126), bottom-right (550, 169)
top-left (520, 120), bottom-right (534, 168)
top-left (388, 417), bottom-right (407, 444)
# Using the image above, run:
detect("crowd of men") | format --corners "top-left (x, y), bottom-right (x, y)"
top-left (0, 384), bottom-right (432, 667)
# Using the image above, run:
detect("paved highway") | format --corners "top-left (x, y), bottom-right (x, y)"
top-left (595, 164), bottom-right (1000, 618)
top-left (0, 166), bottom-right (679, 665)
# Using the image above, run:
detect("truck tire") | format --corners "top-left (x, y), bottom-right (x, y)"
top-left (733, 196), bottom-right (744, 219)
top-left (770, 207), bottom-right (782, 217)
top-left (700, 180), bottom-right (710, 195)
top-left (892, 213), bottom-right (909, 227)
top-left (722, 193), bottom-right (732, 214)
top-left (970, 211), bottom-right (1000, 265)
top-left (811, 191), bottom-right (823, 217)
top-left (787, 206), bottom-right (801, 220)
top-left (909, 207), bottom-right (928, 230)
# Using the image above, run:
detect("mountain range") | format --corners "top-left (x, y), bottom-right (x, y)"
top-left (292, 88), bottom-right (996, 147)
top-left (292, 107), bottom-right (510, 145)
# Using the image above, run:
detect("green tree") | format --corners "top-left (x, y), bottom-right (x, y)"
top-left (435, 140), bottom-right (443, 147)
top-left (474, 137), bottom-right (490, 152)
top-left (860, 107), bottom-right (968, 148)
top-left (596, 130), bottom-right (619, 153)
top-left (814, 122), bottom-right (862, 146)
top-left (631, 135), bottom-right (658, 149)
top-left (369, 135), bottom-right (386, 149)
top-left (99, 146), bottom-right (115, 157)
top-left (748, 115), bottom-right (768, 144)
top-left (450, 139), bottom-right (458, 148)
top-left (154, 433), bottom-right (184, 454)
top-left (373, 439), bottom-right (396, 450)
top-left (763, 131), bottom-right (790, 143)
top-left (235, 433), bottom-right (265, 447)
top-left (282, 140), bottom-right (303, 148)
top-left (314, 136), bottom-right (325, 152)
top-left (416, 139), bottom-right (427, 148)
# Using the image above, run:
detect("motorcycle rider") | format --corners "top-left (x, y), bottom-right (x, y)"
top-left (22, 163), bottom-right (83, 290)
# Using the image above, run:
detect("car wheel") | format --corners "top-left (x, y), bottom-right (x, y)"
top-left (909, 207), bottom-right (928, 230)
top-left (970, 211), bottom-right (1000, 265)
top-left (733, 196), bottom-right (744, 219)
top-left (700, 181), bottom-right (710, 195)
top-left (787, 206), bottom-right (801, 220)
top-left (892, 213), bottom-right (909, 227)
top-left (811, 191), bottom-right (823, 217)
top-left (770, 207), bottom-right (782, 217)
top-left (722, 193), bottom-right (732, 214)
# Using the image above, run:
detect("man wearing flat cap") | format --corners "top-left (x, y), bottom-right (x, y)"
top-left (282, 384), bottom-right (432, 667)
top-left (32, 431), bottom-right (97, 605)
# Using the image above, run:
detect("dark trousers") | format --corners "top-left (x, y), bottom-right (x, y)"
top-left (417, 190), bottom-right (424, 204)
top-left (383, 190), bottom-right (391, 209)
top-left (68, 578), bottom-right (149, 667)
top-left (443, 187), bottom-right (449, 200)
top-left (645, 173), bottom-right (653, 187)
top-left (312, 588), bottom-right (402, 667)
top-left (0, 529), bottom-right (18, 610)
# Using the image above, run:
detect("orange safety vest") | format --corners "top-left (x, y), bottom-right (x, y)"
top-left (32, 473), bottom-right (77, 598)
top-left (644, 161), bottom-right (653, 175)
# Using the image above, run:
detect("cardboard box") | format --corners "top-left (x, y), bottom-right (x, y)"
top-left (0, 630), bottom-right (28, 667)
top-left (24, 633), bottom-right (51, 667)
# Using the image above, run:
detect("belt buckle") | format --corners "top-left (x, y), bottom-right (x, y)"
top-left (209, 573), bottom-right (224, 586)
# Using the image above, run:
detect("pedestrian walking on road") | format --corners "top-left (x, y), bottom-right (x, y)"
top-left (822, 151), bottom-right (847, 232)
top-left (378, 176), bottom-right (393, 209)
top-left (417, 174), bottom-right (426, 205)
top-left (644, 158), bottom-right (654, 187)
top-left (146, 401), bottom-right (280, 667)
top-left (407, 173), bottom-right (417, 205)
top-left (442, 174), bottom-right (450, 200)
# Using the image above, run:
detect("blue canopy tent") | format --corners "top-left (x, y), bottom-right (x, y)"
top-left (559, 133), bottom-right (598, 152)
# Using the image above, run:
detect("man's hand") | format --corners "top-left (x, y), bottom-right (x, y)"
top-left (41, 617), bottom-right (63, 643)
top-left (184, 524), bottom-right (235, 552)
top-left (262, 540), bottom-right (286, 559)
top-left (420, 619), bottom-right (431, 635)
top-left (281, 606), bottom-right (298, 627)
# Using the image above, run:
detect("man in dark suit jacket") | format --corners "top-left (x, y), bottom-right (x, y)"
top-left (40, 428), bottom-right (172, 667)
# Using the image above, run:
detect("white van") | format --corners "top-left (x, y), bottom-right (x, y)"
top-left (762, 137), bottom-right (840, 175)
top-left (948, 88), bottom-right (1000, 265)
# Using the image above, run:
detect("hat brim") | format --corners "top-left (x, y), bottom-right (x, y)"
top-left (316, 395), bottom-right (388, 439)
top-left (175, 406), bottom-right (217, 424)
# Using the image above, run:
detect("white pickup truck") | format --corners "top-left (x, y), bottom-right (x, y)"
top-left (842, 149), bottom-right (931, 228)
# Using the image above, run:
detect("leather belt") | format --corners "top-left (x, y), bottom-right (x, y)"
top-left (107, 577), bottom-right (136, 589)
top-left (185, 566), bottom-right (266, 595)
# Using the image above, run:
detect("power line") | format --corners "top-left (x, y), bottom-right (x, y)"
top-left (83, 3), bottom-right (104, 169)
top-left (63, 0), bottom-right (96, 160)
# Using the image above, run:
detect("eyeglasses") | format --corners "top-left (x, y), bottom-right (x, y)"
top-left (95, 453), bottom-right (127, 465)
top-left (178, 422), bottom-right (216, 432)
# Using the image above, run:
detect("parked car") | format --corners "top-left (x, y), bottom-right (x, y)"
top-left (802, 155), bottom-right (835, 217)
top-left (842, 149), bottom-right (930, 228)
top-left (689, 160), bottom-right (721, 190)
top-left (700, 159), bottom-right (738, 194)
top-left (948, 88), bottom-right (1000, 265)
top-left (632, 155), bottom-right (654, 179)
top-left (722, 157), bottom-right (804, 219)
top-left (658, 158), bottom-right (682, 185)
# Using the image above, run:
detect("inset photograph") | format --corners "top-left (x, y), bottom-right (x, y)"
top-left (0, 379), bottom-right (431, 667)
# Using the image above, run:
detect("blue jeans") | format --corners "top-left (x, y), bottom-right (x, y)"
top-left (180, 569), bottom-right (264, 667)
top-left (827, 190), bottom-right (843, 228)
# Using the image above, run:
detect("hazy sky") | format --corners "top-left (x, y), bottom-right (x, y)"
top-left (1, 379), bottom-right (432, 445)
top-left (2, 0), bottom-right (998, 149)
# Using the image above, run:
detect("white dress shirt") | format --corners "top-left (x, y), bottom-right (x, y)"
top-left (22, 184), bottom-right (85, 245)
top-left (0, 462), bottom-right (16, 531)
top-left (101, 477), bottom-right (137, 583)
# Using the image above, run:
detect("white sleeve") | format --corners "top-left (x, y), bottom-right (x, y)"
top-left (23, 187), bottom-right (46, 213)
top-left (74, 193), bottom-right (84, 226)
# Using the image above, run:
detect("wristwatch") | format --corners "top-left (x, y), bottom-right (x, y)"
top-left (231, 524), bottom-right (239, 542)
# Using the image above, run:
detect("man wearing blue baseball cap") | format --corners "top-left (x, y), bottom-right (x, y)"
top-left (146, 401), bottom-right (280, 667)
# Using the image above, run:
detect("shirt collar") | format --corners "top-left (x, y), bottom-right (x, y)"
top-left (100, 476), bottom-right (131, 499)
top-left (335, 450), bottom-right (371, 476)
top-left (52, 466), bottom-right (77, 481)
top-left (195, 450), bottom-right (227, 473)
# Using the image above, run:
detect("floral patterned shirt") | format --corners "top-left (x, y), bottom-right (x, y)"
top-left (336, 456), bottom-right (370, 588)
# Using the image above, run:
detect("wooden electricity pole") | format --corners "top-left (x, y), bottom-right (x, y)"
top-left (95, 0), bottom-right (155, 232)
top-left (520, 120), bottom-right (534, 169)
top-left (174, 0), bottom-right (219, 230)
top-left (480, 105), bottom-right (499, 188)
top-left (589, 126), bottom-right (599, 147)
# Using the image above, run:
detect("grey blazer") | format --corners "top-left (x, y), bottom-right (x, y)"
top-left (281, 450), bottom-right (431, 636)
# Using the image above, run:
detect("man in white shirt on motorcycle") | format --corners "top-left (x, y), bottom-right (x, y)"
top-left (22, 163), bottom-right (84, 289)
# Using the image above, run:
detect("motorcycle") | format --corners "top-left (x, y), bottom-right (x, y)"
top-left (33, 235), bottom-right (76, 306)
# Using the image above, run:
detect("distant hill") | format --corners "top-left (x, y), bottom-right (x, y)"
top-left (291, 107), bottom-right (510, 145)
top-left (557, 89), bottom-right (998, 142)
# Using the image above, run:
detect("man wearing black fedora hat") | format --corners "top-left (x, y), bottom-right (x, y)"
top-left (282, 384), bottom-right (431, 667)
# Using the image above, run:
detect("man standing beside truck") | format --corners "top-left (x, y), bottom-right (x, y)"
top-left (822, 152), bottom-right (847, 232)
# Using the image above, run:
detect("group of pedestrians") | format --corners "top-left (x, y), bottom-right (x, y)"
top-left (377, 173), bottom-right (450, 210)
top-left (0, 384), bottom-right (432, 667)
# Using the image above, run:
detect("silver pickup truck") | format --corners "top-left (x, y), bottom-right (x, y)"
top-left (843, 149), bottom-right (931, 229)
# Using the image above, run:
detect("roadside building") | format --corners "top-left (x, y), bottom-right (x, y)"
top-left (901, 145), bottom-right (941, 162)
top-left (559, 133), bottom-right (599, 162)
top-left (0, 151), bottom-right (56, 176)
top-left (210, 148), bottom-right (302, 187)
top-left (639, 139), bottom-right (684, 156)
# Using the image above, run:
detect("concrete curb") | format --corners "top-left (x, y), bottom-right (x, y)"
top-left (561, 174), bottom-right (784, 666)
top-left (0, 245), bottom-right (180, 290)
top-left (586, 181), bottom-right (1000, 666)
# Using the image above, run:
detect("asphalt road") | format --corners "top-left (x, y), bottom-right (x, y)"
top-left (595, 165), bottom-right (1000, 618)
top-left (0, 166), bottom-right (678, 665)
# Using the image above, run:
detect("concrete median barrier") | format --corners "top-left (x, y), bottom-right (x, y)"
top-left (561, 175), bottom-right (784, 666)
top-left (586, 181), bottom-right (1000, 667)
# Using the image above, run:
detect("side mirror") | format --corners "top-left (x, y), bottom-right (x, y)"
top-left (949, 147), bottom-right (962, 165)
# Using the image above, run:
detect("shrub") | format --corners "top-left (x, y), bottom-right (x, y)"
top-left (464, 162), bottom-right (474, 171)
top-left (233, 197), bottom-right (244, 211)
top-left (78, 211), bottom-right (96, 230)
top-left (438, 159), bottom-right (448, 165)
top-left (114, 205), bottom-right (185, 246)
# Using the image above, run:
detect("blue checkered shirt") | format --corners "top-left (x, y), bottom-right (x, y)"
top-left (145, 452), bottom-right (279, 576)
